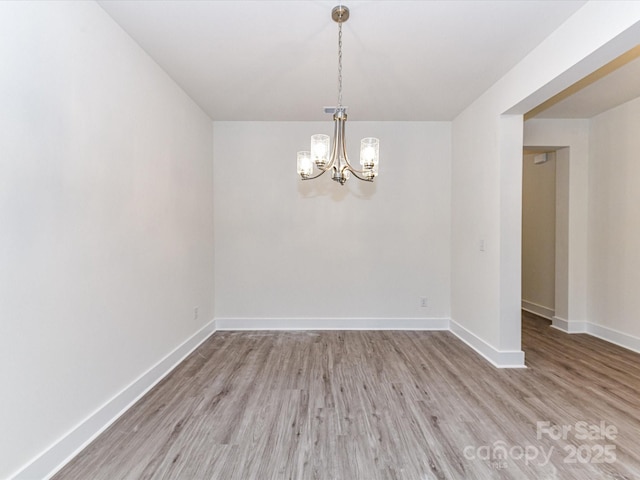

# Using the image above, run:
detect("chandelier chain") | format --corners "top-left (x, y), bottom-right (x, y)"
top-left (337, 21), bottom-right (343, 108)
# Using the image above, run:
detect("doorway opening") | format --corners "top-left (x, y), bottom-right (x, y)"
top-left (521, 146), bottom-right (570, 331)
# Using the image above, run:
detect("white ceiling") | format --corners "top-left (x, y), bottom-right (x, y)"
top-left (534, 54), bottom-right (640, 118)
top-left (97, 0), bottom-right (636, 122)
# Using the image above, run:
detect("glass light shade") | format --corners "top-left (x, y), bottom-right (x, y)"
top-left (360, 137), bottom-right (379, 170)
top-left (311, 134), bottom-right (330, 167)
top-left (297, 151), bottom-right (313, 177)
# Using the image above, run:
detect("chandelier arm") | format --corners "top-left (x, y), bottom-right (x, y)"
top-left (341, 160), bottom-right (374, 176)
top-left (315, 152), bottom-right (338, 174)
top-left (343, 164), bottom-right (374, 181)
top-left (301, 168), bottom-right (329, 181)
top-left (330, 111), bottom-right (341, 166)
top-left (337, 112), bottom-right (349, 169)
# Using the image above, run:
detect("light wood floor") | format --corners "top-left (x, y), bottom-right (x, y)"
top-left (53, 313), bottom-right (640, 479)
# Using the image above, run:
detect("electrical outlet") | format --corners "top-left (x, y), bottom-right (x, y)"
top-left (420, 297), bottom-right (428, 308)
top-left (193, 306), bottom-right (199, 320)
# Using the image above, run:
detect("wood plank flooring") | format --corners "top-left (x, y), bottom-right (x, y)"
top-left (53, 313), bottom-right (640, 479)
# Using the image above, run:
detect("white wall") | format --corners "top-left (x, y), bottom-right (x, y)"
top-left (0, 2), bottom-right (214, 478)
top-left (213, 121), bottom-right (451, 327)
top-left (524, 120), bottom-right (590, 330)
top-left (522, 152), bottom-right (556, 317)
top-left (451, 1), bottom-right (640, 366)
top-left (588, 96), bottom-right (640, 339)
top-left (554, 147), bottom-right (571, 324)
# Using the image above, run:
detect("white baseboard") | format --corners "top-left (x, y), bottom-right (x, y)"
top-left (521, 300), bottom-right (554, 320)
top-left (218, 317), bottom-right (526, 368)
top-left (450, 319), bottom-right (526, 368)
top-left (551, 315), bottom-right (569, 332)
top-left (215, 317), bottom-right (451, 331)
top-left (552, 319), bottom-right (640, 355)
top-left (551, 316), bottom-right (587, 333)
top-left (587, 323), bottom-right (640, 354)
top-left (12, 320), bottom-right (217, 480)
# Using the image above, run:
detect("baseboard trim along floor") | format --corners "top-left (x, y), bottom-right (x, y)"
top-left (552, 317), bottom-right (640, 355)
top-left (215, 317), bottom-right (450, 331)
top-left (450, 319), bottom-right (526, 368)
top-left (13, 320), bottom-right (216, 480)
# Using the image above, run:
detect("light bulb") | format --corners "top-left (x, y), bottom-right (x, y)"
top-left (362, 146), bottom-right (376, 162)
top-left (313, 143), bottom-right (326, 157)
top-left (360, 137), bottom-right (379, 170)
top-left (297, 151), bottom-right (313, 177)
top-left (311, 134), bottom-right (330, 167)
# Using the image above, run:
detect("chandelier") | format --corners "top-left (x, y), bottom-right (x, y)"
top-left (296, 5), bottom-right (379, 186)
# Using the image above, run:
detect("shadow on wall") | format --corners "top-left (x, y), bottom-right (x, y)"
top-left (297, 175), bottom-right (378, 201)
